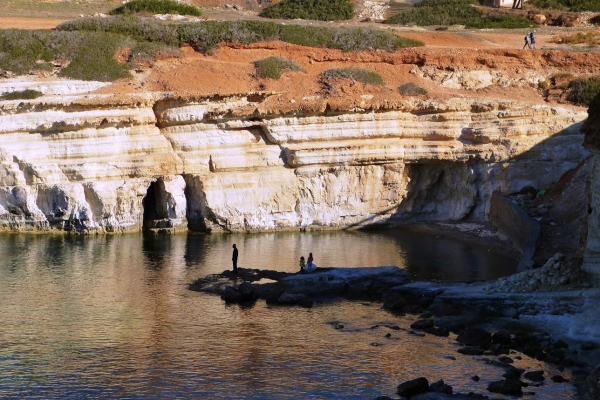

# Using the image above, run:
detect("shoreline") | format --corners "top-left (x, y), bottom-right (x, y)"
top-left (190, 264), bottom-right (600, 398)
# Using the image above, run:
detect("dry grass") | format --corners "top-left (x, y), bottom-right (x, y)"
top-left (552, 31), bottom-right (600, 46)
top-left (0, 0), bottom-right (122, 18)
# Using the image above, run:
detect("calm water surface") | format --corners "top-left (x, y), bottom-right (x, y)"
top-left (0, 230), bottom-right (576, 398)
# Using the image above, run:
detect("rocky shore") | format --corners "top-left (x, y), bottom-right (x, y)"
top-left (189, 263), bottom-right (600, 399)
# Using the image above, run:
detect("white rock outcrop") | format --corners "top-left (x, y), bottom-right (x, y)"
top-left (0, 83), bottom-right (590, 234)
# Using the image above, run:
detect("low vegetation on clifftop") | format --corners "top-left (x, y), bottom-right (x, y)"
top-left (259, 0), bottom-right (354, 21)
top-left (529, 0), bottom-right (600, 12)
top-left (0, 16), bottom-right (422, 82)
top-left (385, 0), bottom-right (534, 28)
top-left (109, 0), bottom-right (202, 16)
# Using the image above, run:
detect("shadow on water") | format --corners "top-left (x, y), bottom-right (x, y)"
top-left (141, 228), bottom-right (517, 283)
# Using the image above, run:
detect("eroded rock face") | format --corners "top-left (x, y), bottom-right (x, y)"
top-left (582, 94), bottom-right (600, 279)
top-left (0, 83), bottom-right (589, 234)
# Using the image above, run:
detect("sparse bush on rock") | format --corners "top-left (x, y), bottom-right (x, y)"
top-left (567, 76), bottom-right (600, 106)
top-left (0, 89), bottom-right (43, 100)
top-left (399, 82), bottom-right (427, 96)
top-left (259, 0), bottom-right (354, 21)
top-left (110, 0), bottom-right (202, 16)
top-left (529, 0), bottom-right (600, 12)
top-left (320, 67), bottom-right (385, 85)
top-left (254, 56), bottom-right (305, 79)
top-left (384, 0), bottom-right (534, 28)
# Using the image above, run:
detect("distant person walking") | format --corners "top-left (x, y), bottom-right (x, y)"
top-left (232, 244), bottom-right (238, 273)
top-left (523, 34), bottom-right (531, 49)
top-left (529, 31), bottom-right (536, 49)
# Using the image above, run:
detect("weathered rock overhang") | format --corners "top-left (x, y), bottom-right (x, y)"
top-left (0, 84), bottom-right (589, 235)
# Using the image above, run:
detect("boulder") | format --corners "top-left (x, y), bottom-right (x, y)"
top-left (502, 366), bottom-right (522, 379)
top-left (456, 327), bottom-right (492, 348)
top-left (397, 377), bottom-right (429, 397)
top-left (424, 327), bottom-right (449, 337)
top-left (429, 379), bottom-right (453, 394)
top-left (411, 319), bottom-right (435, 330)
top-left (531, 14), bottom-right (547, 25)
top-left (487, 379), bottom-right (525, 396)
top-left (492, 330), bottom-right (512, 344)
top-left (581, 342), bottom-right (597, 351)
top-left (385, 282), bottom-right (444, 309)
top-left (584, 364), bottom-right (600, 400)
top-left (524, 370), bottom-right (545, 381)
top-left (221, 285), bottom-right (243, 303)
top-left (434, 315), bottom-right (479, 332)
top-left (457, 347), bottom-right (484, 356)
top-left (428, 301), bottom-right (463, 316)
top-left (239, 281), bottom-right (254, 297)
top-left (383, 292), bottom-right (407, 312)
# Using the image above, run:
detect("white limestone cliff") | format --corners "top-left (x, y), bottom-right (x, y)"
top-left (0, 81), bottom-right (589, 236)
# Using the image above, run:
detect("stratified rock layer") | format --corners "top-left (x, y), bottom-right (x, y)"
top-left (0, 80), bottom-right (588, 234)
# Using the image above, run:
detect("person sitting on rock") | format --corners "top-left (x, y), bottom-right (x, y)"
top-left (305, 252), bottom-right (317, 273)
top-left (299, 256), bottom-right (306, 272)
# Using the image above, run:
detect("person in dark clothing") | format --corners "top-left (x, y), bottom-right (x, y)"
top-left (529, 31), bottom-right (536, 50)
top-left (523, 34), bottom-right (531, 49)
top-left (232, 244), bottom-right (238, 273)
top-left (305, 252), bottom-right (316, 273)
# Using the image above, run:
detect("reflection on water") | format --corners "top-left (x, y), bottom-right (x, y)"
top-left (0, 230), bottom-right (574, 399)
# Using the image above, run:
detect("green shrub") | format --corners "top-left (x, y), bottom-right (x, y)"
top-left (529, 0), bottom-right (600, 11)
top-left (254, 56), bottom-right (305, 79)
top-left (320, 67), bottom-right (384, 85)
top-left (110, 0), bottom-right (202, 16)
top-left (398, 82), bottom-right (427, 95)
top-left (57, 15), bottom-right (180, 47)
top-left (0, 89), bottom-right (43, 100)
top-left (59, 32), bottom-right (131, 81)
top-left (279, 25), bottom-right (334, 48)
top-left (0, 30), bottom-right (52, 75)
top-left (384, 0), bottom-right (533, 28)
top-left (328, 27), bottom-right (423, 51)
top-left (129, 41), bottom-right (183, 63)
top-left (260, 0), bottom-right (354, 21)
top-left (59, 17), bottom-right (422, 54)
top-left (567, 76), bottom-right (600, 106)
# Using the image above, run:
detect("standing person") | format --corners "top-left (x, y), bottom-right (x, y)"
top-left (529, 31), bottom-right (536, 50)
top-left (523, 34), bottom-right (531, 49)
top-left (306, 252), bottom-right (316, 273)
top-left (299, 256), bottom-right (306, 273)
top-left (232, 244), bottom-right (238, 273)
